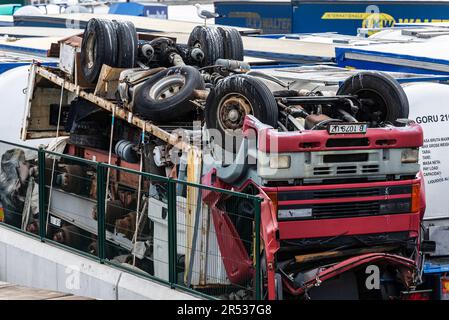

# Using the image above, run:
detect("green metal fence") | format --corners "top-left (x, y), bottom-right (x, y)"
top-left (0, 140), bottom-right (263, 300)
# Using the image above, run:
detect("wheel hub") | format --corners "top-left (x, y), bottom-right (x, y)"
top-left (86, 33), bottom-right (96, 69)
top-left (218, 95), bottom-right (253, 132)
top-left (148, 74), bottom-right (186, 100)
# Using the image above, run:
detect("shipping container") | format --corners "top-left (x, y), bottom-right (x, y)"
top-left (108, 2), bottom-right (167, 19)
top-left (215, 1), bottom-right (292, 34)
top-left (215, 0), bottom-right (449, 35)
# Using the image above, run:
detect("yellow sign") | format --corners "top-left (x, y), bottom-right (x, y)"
top-left (322, 12), bottom-right (395, 28)
top-left (322, 12), bottom-right (371, 20)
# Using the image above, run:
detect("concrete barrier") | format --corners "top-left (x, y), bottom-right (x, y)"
top-left (0, 225), bottom-right (200, 300)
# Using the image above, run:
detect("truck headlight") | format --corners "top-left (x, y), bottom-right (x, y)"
top-left (269, 155), bottom-right (291, 169)
top-left (401, 149), bottom-right (419, 163)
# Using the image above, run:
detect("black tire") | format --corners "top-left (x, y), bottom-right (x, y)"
top-left (217, 26), bottom-right (244, 61)
top-left (205, 75), bottom-right (278, 151)
top-left (187, 25), bottom-right (224, 67)
top-left (134, 66), bottom-right (204, 122)
top-left (81, 18), bottom-right (118, 83)
top-left (337, 71), bottom-right (409, 125)
top-left (114, 20), bottom-right (138, 68)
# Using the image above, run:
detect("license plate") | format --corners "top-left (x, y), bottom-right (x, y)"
top-left (327, 123), bottom-right (368, 134)
top-left (49, 215), bottom-right (62, 227)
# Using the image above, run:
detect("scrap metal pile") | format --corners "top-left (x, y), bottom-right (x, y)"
top-left (65, 18), bottom-right (411, 165)
top-left (13, 17), bottom-right (425, 300)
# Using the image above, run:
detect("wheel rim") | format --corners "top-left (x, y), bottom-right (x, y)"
top-left (148, 74), bottom-right (186, 100)
top-left (86, 33), bottom-right (96, 69)
top-left (217, 93), bottom-right (253, 134)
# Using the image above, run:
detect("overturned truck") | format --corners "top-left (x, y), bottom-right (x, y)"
top-left (14, 18), bottom-right (430, 300)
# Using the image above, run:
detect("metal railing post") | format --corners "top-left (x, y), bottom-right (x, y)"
top-left (167, 178), bottom-right (177, 286)
top-left (96, 163), bottom-right (106, 262)
top-left (254, 197), bottom-right (262, 300)
top-left (38, 148), bottom-right (46, 241)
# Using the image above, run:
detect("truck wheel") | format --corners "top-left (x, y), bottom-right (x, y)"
top-left (81, 18), bottom-right (118, 83)
top-left (114, 20), bottom-right (138, 68)
top-left (337, 71), bottom-right (409, 125)
top-left (134, 66), bottom-right (204, 122)
top-left (217, 26), bottom-right (244, 61)
top-left (205, 75), bottom-right (278, 151)
top-left (188, 25), bottom-right (224, 67)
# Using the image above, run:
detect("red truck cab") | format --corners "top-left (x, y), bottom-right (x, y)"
top-left (203, 115), bottom-right (425, 300)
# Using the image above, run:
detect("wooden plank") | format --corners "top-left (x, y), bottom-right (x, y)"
top-left (0, 283), bottom-right (94, 300)
top-left (94, 65), bottom-right (127, 99)
top-left (0, 285), bottom-right (70, 300)
top-left (47, 295), bottom-right (94, 300)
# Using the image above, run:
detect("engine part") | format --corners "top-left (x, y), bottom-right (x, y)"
top-left (140, 43), bottom-right (154, 60)
top-left (118, 67), bottom-right (165, 106)
top-left (169, 52), bottom-right (185, 66)
top-left (190, 47), bottom-right (205, 62)
top-left (305, 114), bottom-right (332, 130)
top-left (149, 37), bottom-right (179, 67)
top-left (142, 142), bottom-right (166, 176)
top-left (153, 145), bottom-right (170, 167)
top-left (115, 139), bottom-right (139, 163)
top-left (215, 59), bottom-right (250, 72)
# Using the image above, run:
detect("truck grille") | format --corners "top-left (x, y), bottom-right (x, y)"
top-left (313, 164), bottom-right (379, 176)
top-left (312, 201), bottom-right (380, 217)
top-left (277, 185), bottom-right (411, 201)
top-left (277, 185), bottom-right (412, 220)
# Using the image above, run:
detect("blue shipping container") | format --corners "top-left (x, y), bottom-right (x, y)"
top-left (215, 0), bottom-right (449, 35)
top-left (109, 2), bottom-right (167, 19)
top-left (292, 0), bottom-right (449, 35)
top-left (215, 1), bottom-right (292, 34)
